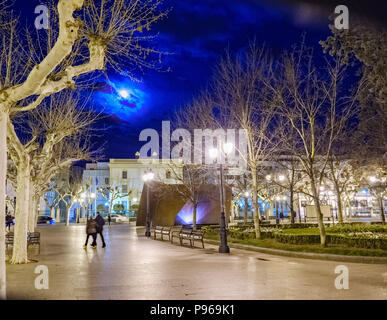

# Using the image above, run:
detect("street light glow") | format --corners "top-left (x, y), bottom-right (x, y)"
top-left (223, 142), bottom-right (234, 155)
top-left (278, 175), bottom-right (285, 181)
top-left (265, 175), bottom-right (272, 181)
top-left (143, 171), bottom-right (154, 182)
top-left (369, 176), bottom-right (377, 183)
top-left (209, 148), bottom-right (218, 159)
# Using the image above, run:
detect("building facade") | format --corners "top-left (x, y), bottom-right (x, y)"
top-left (108, 158), bottom-right (181, 215)
top-left (82, 162), bottom-right (110, 217)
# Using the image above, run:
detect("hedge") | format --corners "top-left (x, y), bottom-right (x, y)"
top-left (325, 224), bottom-right (387, 234)
top-left (257, 233), bottom-right (387, 250)
top-left (203, 226), bottom-right (387, 250)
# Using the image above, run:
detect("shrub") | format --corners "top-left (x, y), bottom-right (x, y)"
top-left (326, 224), bottom-right (387, 234)
top-left (273, 233), bottom-right (387, 250)
top-left (274, 233), bottom-right (321, 245)
top-left (328, 234), bottom-right (387, 250)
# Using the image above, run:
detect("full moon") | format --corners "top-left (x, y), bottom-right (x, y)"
top-left (118, 89), bottom-right (129, 99)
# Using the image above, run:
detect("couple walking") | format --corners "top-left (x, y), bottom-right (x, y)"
top-left (84, 212), bottom-right (106, 249)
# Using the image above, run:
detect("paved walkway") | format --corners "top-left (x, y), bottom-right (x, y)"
top-left (5, 224), bottom-right (387, 300)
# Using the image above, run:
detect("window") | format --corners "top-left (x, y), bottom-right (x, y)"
top-left (122, 171), bottom-right (127, 179)
top-left (105, 178), bottom-right (109, 185)
top-left (122, 185), bottom-right (128, 193)
top-left (166, 170), bottom-right (171, 179)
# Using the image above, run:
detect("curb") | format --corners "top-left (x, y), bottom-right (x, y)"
top-left (204, 239), bottom-right (387, 264)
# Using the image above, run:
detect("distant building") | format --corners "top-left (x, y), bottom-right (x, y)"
top-left (108, 158), bottom-right (181, 214)
top-left (82, 162), bottom-right (110, 216)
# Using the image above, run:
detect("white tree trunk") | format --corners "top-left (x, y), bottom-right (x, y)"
top-left (28, 197), bottom-right (39, 232)
top-left (251, 167), bottom-right (261, 239)
top-left (50, 207), bottom-right (55, 218)
top-left (0, 110), bottom-right (7, 299)
top-left (65, 205), bottom-right (71, 226)
top-left (11, 163), bottom-right (30, 264)
top-left (56, 207), bottom-right (60, 223)
top-left (28, 191), bottom-right (35, 232)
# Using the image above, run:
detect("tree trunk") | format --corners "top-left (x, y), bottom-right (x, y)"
top-left (251, 168), bottom-right (261, 239)
top-left (65, 205), bottom-right (71, 226)
top-left (244, 197), bottom-right (248, 225)
top-left (50, 206), bottom-right (55, 219)
top-left (379, 197), bottom-right (385, 225)
top-left (290, 188), bottom-right (295, 224)
top-left (192, 202), bottom-right (197, 231)
top-left (336, 190), bottom-right (344, 224)
top-left (28, 191), bottom-right (37, 232)
top-left (11, 162), bottom-right (30, 264)
top-left (56, 207), bottom-right (60, 223)
top-left (0, 109), bottom-right (7, 298)
top-left (28, 195), bottom-right (38, 232)
top-left (310, 180), bottom-right (326, 246)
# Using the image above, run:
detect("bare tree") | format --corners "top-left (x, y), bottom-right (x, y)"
top-left (269, 154), bottom-right (306, 224)
top-left (272, 43), bottom-right (363, 246)
top-left (44, 191), bottom-right (60, 219)
top-left (212, 44), bottom-right (278, 239)
top-left (357, 159), bottom-right (387, 224)
top-left (228, 172), bottom-right (250, 225)
top-left (6, 92), bottom-right (97, 263)
top-left (0, 0), bottom-right (168, 297)
top-left (98, 184), bottom-right (131, 221)
top-left (162, 160), bottom-right (211, 231)
top-left (55, 167), bottom-right (84, 226)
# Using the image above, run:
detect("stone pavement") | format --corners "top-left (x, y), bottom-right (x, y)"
top-left (5, 224), bottom-right (387, 300)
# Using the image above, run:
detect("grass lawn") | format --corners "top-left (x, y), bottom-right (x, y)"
top-left (204, 233), bottom-right (387, 257)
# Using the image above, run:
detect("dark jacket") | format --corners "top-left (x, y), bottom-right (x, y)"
top-left (86, 219), bottom-right (97, 234)
top-left (95, 215), bottom-right (105, 232)
top-left (6, 215), bottom-right (13, 224)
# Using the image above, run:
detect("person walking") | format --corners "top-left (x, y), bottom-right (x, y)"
top-left (5, 213), bottom-right (13, 232)
top-left (84, 217), bottom-right (97, 249)
top-left (95, 211), bottom-right (106, 248)
top-left (107, 214), bottom-right (111, 226)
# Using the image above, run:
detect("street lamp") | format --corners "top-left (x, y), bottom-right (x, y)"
top-left (209, 141), bottom-right (233, 254)
top-left (143, 170), bottom-right (154, 237)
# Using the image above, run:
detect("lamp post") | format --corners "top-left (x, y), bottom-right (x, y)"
top-left (143, 170), bottom-right (154, 237)
top-left (209, 141), bottom-right (233, 254)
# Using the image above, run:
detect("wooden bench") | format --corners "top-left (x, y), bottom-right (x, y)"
top-left (28, 232), bottom-right (41, 254)
top-left (5, 231), bottom-right (41, 254)
top-left (170, 226), bottom-right (183, 244)
top-left (161, 226), bottom-right (171, 241)
top-left (178, 228), bottom-right (205, 249)
top-left (5, 232), bottom-right (14, 251)
top-left (151, 226), bottom-right (174, 241)
top-left (152, 226), bottom-right (164, 240)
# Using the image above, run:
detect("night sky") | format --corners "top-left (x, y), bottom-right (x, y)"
top-left (13, 0), bottom-right (382, 160)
